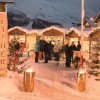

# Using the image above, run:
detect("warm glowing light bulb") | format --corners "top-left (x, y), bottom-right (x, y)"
top-left (79, 67), bottom-right (86, 74)
top-left (26, 68), bottom-right (33, 72)
top-left (90, 17), bottom-right (94, 21)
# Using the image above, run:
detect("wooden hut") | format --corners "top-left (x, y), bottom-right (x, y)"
top-left (67, 28), bottom-right (81, 45)
top-left (89, 27), bottom-right (100, 40)
top-left (40, 26), bottom-right (67, 46)
top-left (8, 26), bottom-right (38, 51)
top-left (67, 27), bottom-right (92, 60)
top-left (8, 26), bottom-right (27, 46)
top-left (83, 27), bottom-right (100, 60)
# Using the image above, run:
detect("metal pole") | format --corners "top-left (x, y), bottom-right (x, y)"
top-left (80, 0), bottom-right (84, 66)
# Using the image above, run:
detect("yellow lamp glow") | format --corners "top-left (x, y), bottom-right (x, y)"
top-left (26, 68), bottom-right (33, 72)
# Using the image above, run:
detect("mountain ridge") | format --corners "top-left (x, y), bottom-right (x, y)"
top-left (7, 0), bottom-right (100, 28)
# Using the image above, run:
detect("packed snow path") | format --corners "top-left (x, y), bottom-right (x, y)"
top-left (0, 58), bottom-right (100, 100)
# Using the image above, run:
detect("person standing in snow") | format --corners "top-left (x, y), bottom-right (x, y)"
top-left (48, 41), bottom-right (54, 60)
top-left (70, 41), bottom-right (77, 64)
top-left (53, 42), bottom-right (61, 61)
top-left (65, 43), bottom-right (72, 68)
top-left (43, 40), bottom-right (49, 63)
top-left (34, 40), bottom-right (40, 63)
top-left (76, 41), bottom-right (81, 51)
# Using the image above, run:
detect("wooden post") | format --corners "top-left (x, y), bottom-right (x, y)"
top-left (77, 66), bottom-right (86, 92)
top-left (0, 1), bottom-right (14, 77)
top-left (77, 73), bottom-right (86, 92)
top-left (0, 12), bottom-right (8, 77)
top-left (23, 69), bottom-right (35, 92)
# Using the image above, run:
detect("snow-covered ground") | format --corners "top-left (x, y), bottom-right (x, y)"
top-left (0, 55), bottom-right (100, 100)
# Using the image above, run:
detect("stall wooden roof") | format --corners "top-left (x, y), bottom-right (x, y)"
top-left (88, 27), bottom-right (100, 39)
top-left (42, 28), bottom-right (64, 36)
top-left (68, 30), bottom-right (79, 37)
top-left (94, 12), bottom-right (100, 23)
top-left (67, 28), bottom-right (81, 38)
top-left (38, 25), bottom-right (67, 36)
top-left (8, 26), bottom-right (27, 35)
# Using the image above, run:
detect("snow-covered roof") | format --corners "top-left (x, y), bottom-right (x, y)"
top-left (88, 27), bottom-right (100, 35)
top-left (8, 26), bottom-right (27, 34)
top-left (8, 25), bottom-right (69, 36)
top-left (94, 12), bottom-right (100, 23)
top-left (68, 27), bottom-right (81, 36)
top-left (9, 26), bottom-right (100, 38)
top-left (8, 26), bottom-right (38, 35)
top-left (39, 25), bottom-right (68, 36)
top-left (67, 27), bottom-right (94, 37)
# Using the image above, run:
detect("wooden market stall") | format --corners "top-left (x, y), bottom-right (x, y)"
top-left (40, 26), bottom-right (67, 46)
top-left (67, 28), bottom-right (81, 45)
top-left (8, 26), bottom-right (38, 50)
top-left (88, 27), bottom-right (100, 51)
top-left (89, 27), bottom-right (100, 40)
top-left (80, 27), bottom-right (100, 60)
top-left (67, 27), bottom-right (91, 60)
top-left (8, 26), bottom-right (27, 46)
top-left (86, 27), bottom-right (100, 60)
top-left (8, 26), bottom-right (38, 57)
top-left (39, 26), bottom-right (67, 60)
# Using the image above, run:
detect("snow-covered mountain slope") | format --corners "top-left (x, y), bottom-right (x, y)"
top-left (7, 0), bottom-right (100, 28)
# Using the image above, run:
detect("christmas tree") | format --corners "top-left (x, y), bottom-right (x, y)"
top-left (88, 38), bottom-right (100, 77)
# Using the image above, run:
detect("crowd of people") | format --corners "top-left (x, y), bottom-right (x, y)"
top-left (9, 37), bottom-right (81, 69)
top-left (10, 38), bottom-right (81, 69)
top-left (34, 39), bottom-right (81, 68)
top-left (64, 41), bottom-right (81, 68)
top-left (34, 39), bottom-right (61, 63)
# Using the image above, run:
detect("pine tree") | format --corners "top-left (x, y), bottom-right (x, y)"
top-left (88, 38), bottom-right (100, 77)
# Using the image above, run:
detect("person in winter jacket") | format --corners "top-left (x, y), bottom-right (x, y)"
top-left (53, 43), bottom-right (61, 61)
top-left (34, 40), bottom-right (40, 63)
top-left (43, 41), bottom-right (49, 63)
top-left (65, 43), bottom-right (72, 67)
top-left (70, 41), bottom-right (77, 63)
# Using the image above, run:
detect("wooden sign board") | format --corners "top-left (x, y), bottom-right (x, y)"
top-left (0, 12), bottom-right (8, 77)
